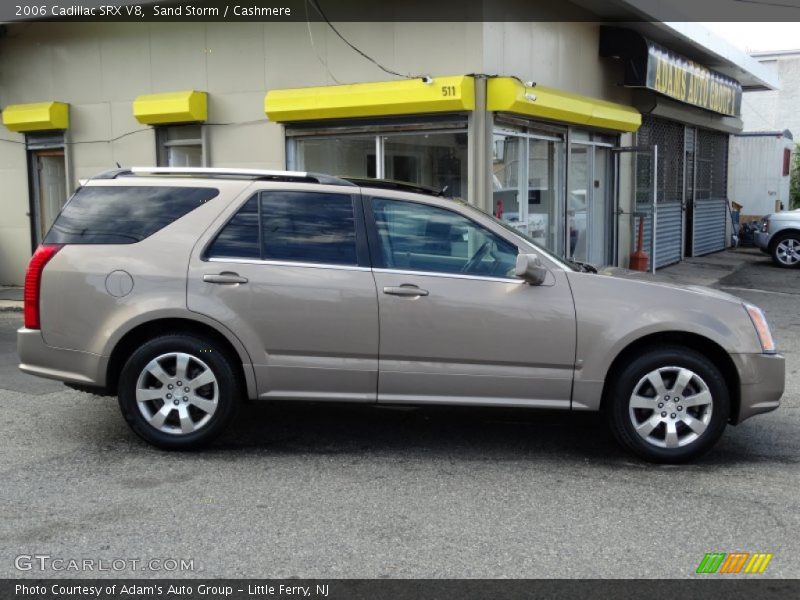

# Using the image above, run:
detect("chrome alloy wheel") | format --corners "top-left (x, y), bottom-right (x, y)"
top-left (135, 352), bottom-right (219, 435)
top-left (628, 366), bottom-right (713, 449)
top-left (776, 238), bottom-right (800, 266)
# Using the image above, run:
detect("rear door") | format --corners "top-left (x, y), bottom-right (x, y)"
top-left (365, 194), bottom-right (577, 408)
top-left (187, 185), bottom-right (379, 402)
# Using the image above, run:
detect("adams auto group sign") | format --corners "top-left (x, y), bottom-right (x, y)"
top-left (600, 27), bottom-right (743, 118)
top-left (647, 44), bottom-right (741, 117)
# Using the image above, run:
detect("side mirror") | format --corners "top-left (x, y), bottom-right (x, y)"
top-left (515, 253), bottom-right (548, 285)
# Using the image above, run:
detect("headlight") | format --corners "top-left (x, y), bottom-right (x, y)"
top-left (745, 304), bottom-right (776, 354)
top-left (761, 219), bottom-right (769, 233)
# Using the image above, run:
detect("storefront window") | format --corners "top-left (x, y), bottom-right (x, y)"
top-left (383, 132), bottom-right (467, 198)
top-left (492, 133), bottom-right (524, 227)
top-left (288, 121), bottom-right (467, 198)
top-left (492, 127), bottom-right (565, 255)
top-left (288, 119), bottom-right (615, 266)
top-left (292, 135), bottom-right (376, 179)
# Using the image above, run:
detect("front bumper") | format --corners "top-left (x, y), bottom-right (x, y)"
top-left (17, 328), bottom-right (108, 387)
top-left (754, 230), bottom-right (772, 251)
top-left (731, 352), bottom-right (784, 423)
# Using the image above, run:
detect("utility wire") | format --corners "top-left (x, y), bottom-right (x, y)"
top-left (307, 0), bottom-right (427, 81)
top-left (305, 0), bottom-right (341, 84)
top-left (0, 119), bottom-right (267, 147)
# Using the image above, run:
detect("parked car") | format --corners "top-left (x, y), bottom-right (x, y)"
top-left (755, 209), bottom-right (800, 267)
top-left (18, 167), bottom-right (783, 463)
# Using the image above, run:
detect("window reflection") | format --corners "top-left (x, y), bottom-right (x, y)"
top-left (373, 198), bottom-right (517, 277)
top-left (261, 192), bottom-right (357, 265)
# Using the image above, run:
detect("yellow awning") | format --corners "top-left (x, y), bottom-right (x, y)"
top-left (487, 78), bottom-right (641, 133)
top-left (265, 75), bottom-right (475, 122)
top-left (133, 90), bottom-right (207, 125)
top-left (2, 102), bottom-right (69, 132)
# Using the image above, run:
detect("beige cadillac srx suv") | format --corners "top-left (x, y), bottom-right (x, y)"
top-left (18, 167), bottom-right (784, 462)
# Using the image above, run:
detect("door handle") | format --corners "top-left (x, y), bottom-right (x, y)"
top-left (203, 272), bottom-right (248, 285)
top-left (383, 285), bottom-right (429, 297)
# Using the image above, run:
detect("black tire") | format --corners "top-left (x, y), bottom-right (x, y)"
top-left (770, 231), bottom-right (800, 268)
top-left (606, 346), bottom-right (729, 464)
top-left (118, 333), bottom-right (241, 449)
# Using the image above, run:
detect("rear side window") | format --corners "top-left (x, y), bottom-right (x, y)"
top-left (262, 191), bottom-right (357, 265)
top-left (207, 191), bottom-right (358, 266)
top-left (205, 196), bottom-right (260, 259)
top-left (44, 186), bottom-right (219, 245)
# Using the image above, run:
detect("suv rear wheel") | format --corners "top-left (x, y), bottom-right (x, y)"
top-left (606, 346), bottom-right (729, 463)
top-left (771, 231), bottom-right (800, 268)
top-left (118, 333), bottom-right (241, 449)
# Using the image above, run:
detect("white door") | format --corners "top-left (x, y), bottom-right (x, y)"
top-left (34, 151), bottom-right (67, 242)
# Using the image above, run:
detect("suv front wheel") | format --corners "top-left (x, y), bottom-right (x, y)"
top-left (606, 346), bottom-right (730, 463)
top-left (118, 333), bottom-right (241, 449)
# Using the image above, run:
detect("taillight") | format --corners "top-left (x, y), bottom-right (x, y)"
top-left (23, 244), bottom-right (62, 329)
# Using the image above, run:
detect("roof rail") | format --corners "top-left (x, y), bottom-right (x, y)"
top-left (92, 166), bottom-right (355, 187)
top-left (342, 177), bottom-right (447, 197)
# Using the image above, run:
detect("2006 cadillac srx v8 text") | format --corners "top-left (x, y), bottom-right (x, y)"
top-left (18, 167), bottom-right (784, 462)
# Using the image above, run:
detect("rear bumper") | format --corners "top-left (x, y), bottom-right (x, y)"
top-left (732, 352), bottom-right (784, 424)
top-left (17, 328), bottom-right (107, 387)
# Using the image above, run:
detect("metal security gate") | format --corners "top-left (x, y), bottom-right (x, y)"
top-left (691, 129), bottom-right (729, 256)
top-left (635, 116), bottom-right (685, 269)
top-left (633, 203), bottom-right (683, 270)
top-left (693, 199), bottom-right (728, 255)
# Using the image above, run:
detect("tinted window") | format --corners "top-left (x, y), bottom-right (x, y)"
top-left (206, 196), bottom-right (260, 259)
top-left (45, 186), bottom-right (218, 245)
top-left (261, 191), bottom-right (357, 265)
top-left (372, 198), bottom-right (518, 277)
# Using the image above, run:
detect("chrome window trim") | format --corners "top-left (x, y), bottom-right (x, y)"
top-left (373, 268), bottom-right (524, 284)
top-left (206, 259), bottom-right (521, 282)
top-left (207, 257), bottom-right (369, 272)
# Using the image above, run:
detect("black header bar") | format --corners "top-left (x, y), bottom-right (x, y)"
top-left (2, 0), bottom-right (800, 23)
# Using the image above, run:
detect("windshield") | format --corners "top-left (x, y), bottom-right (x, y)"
top-left (458, 202), bottom-right (577, 271)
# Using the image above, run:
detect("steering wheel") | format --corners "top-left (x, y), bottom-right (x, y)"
top-left (461, 241), bottom-right (492, 273)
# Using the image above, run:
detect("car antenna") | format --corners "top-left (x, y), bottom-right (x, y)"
top-left (438, 185), bottom-right (449, 197)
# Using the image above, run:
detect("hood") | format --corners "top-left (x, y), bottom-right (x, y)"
top-left (594, 266), bottom-right (745, 305)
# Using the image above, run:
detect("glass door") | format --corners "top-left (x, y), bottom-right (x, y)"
top-left (589, 146), bottom-right (612, 264)
top-left (568, 144), bottom-right (589, 260)
top-left (569, 143), bottom-right (613, 266)
top-left (528, 137), bottom-right (565, 252)
top-left (492, 132), bottom-right (524, 230)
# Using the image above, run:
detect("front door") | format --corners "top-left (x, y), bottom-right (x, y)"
top-left (187, 187), bottom-right (379, 402)
top-left (569, 143), bottom-right (613, 266)
top-left (31, 149), bottom-right (67, 244)
top-left (366, 196), bottom-right (577, 408)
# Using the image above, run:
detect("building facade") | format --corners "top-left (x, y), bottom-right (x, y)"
top-left (741, 50), bottom-right (800, 136)
top-left (733, 50), bottom-right (799, 217)
top-left (0, 16), bottom-right (775, 285)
